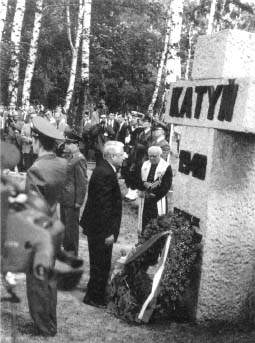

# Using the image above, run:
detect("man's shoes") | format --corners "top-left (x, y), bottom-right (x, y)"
top-left (83, 297), bottom-right (106, 309)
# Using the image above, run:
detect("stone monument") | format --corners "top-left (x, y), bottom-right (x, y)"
top-left (163, 29), bottom-right (255, 322)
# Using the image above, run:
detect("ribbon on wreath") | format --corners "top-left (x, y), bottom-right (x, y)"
top-left (138, 231), bottom-right (172, 323)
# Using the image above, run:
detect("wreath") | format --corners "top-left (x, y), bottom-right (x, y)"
top-left (108, 211), bottom-right (202, 323)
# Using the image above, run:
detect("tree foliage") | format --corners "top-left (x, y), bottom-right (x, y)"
top-left (1, 0), bottom-right (255, 113)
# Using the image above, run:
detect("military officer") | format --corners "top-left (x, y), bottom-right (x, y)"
top-left (25, 116), bottom-right (67, 336)
top-left (150, 122), bottom-right (170, 161)
top-left (60, 131), bottom-right (88, 257)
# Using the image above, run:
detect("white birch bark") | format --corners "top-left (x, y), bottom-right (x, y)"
top-left (8, 0), bottom-right (26, 108)
top-left (64, 0), bottom-right (85, 113)
top-left (148, 11), bottom-right (171, 116)
top-left (81, 0), bottom-right (91, 86)
top-left (207, 0), bottom-right (218, 34)
top-left (66, 2), bottom-right (74, 52)
top-left (164, 0), bottom-right (183, 89)
top-left (0, 0), bottom-right (8, 42)
top-left (22, 0), bottom-right (43, 109)
top-left (161, 0), bottom-right (183, 121)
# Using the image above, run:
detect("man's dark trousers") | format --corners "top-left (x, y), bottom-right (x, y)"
top-left (60, 206), bottom-right (80, 256)
top-left (86, 237), bottom-right (112, 304)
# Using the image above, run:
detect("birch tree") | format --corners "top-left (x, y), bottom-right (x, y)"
top-left (0, 0), bottom-right (8, 42)
top-left (64, 0), bottom-right (85, 113)
top-left (76, 0), bottom-right (92, 120)
top-left (207, 0), bottom-right (218, 34)
top-left (164, 0), bottom-right (184, 89)
top-left (8, 0), bottom-right (26, 108)
top-left (159, 0), bottom-right (184, 121)
top-left (184, 22), bottom-right (194, 80)
top-left (148, 10), bottom-right (171, 116)
top-left (22, 0), bottom-right (43, 109)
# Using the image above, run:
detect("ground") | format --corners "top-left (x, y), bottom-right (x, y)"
top-left (1, 163), bottom-right (255, 342)
top-left (1, 203), bottom-right (255, 342)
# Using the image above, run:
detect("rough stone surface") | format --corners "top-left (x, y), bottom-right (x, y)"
top-left (172, 126), bottom-right (214, 228)
top-left (197, 131), bottom-right (255, 321)
top-left (163, 78), bottom-right (255, 133)
top-left (192, 30), bottom-right (255, 80)
top-left (167, 30), bottom-right (255, 323)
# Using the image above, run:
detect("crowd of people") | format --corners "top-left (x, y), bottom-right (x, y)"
top-left (1, 102), bottom-right (174, 337)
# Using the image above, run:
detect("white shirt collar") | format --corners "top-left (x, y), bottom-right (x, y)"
top-left (108, 161), bottom-right (116, 173)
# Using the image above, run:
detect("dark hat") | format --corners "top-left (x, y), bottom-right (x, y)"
top-left (152, 120), bottom-right (167, 131)
top-left (32, 116), bottom-right (65, 140)
top-left (64, 127), bottom-right (82, 143)
top-left (132, 111), bottom-right (144, 119)
top-left (142, 117), bottom-right (152, 125)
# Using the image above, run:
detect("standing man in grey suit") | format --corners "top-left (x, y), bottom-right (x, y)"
top-left (80, 141), bottom-right (125, 308)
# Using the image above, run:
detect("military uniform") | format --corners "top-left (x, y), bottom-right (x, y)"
top-left (25, 117), bottom-right (67, 336)
top-left (60, 144), bottom-right (88, 256)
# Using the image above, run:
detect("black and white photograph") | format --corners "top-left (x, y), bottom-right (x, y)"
top-left (1, 0), bottom-right (255, 342)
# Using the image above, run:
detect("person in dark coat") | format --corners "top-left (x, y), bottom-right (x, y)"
top-left (80, 141), bottom-right (125, 308)
top-left (107, 112), bottom-right (119, 138)
top-left (89, 114), bottom-right (115, 165)
top-left (138, 146), bottom-right (172, 232)
top-left (115, 114), bottom-right (130, 146)
top-left (60, 137), bottom-right (88, 257)
top-left (25, 116), bottom-right (67, 337)
top-left (150, 122), bottom-right (170, 161)
top-left (80, 111), bottom-right (92, 159)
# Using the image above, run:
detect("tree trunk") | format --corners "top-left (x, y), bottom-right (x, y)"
top-left (164, 0), bottom-right (183, 89)
top-left (22, 0), bottom-right (43, 109)
top-left (64, 0), bottom-right (85, 114)
top-left (76, 0), bottom-right (92, 125)
top-left (207, 0), bottom-right (218, 34)
top-left (147, 11), bottom-right (171, 116)
top-left (8, 0), bottom-right (26, 108)
top-left (81, 0), bottom-right (91, 86)
top-left (0, 0), bottom-right (8, 42)
top-left (184, 22), bottom-right (193, 80)
top-left (160, 0), bottom-right (183, 120)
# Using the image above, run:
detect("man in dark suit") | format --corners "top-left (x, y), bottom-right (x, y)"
top-left (80, 141), bottom-right (125, 308)
top-left (80, 111), bottom-right (92, 159)
top-left (107, 112), bottom-right (119, 138)
top-left (150, 122), bottom-right (170, 161)
top-left (115, 114), bottom-right (130, 145)
top-left (89, 114), bottom-right (115, 165)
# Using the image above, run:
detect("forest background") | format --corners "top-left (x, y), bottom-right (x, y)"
top-left (1, 0), bottom-right (255, 126)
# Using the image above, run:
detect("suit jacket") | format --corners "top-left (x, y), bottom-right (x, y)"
top-left (107, 119), bottom-right (119, 137)
top-left (80, 159), bottom-right (122, 241)
top-left (89, 123), bottom-right (115, 152)
top-left (116, 122), bottom-right (130, 144)
top-left (60, 152), bottom-right (88, 208)
top-left (26, 154), bottom-right (67, 214)
top-left (137, 128), bottom-right (152, 149)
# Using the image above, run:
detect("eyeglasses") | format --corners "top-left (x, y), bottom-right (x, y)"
top-left (149, 155), bottom-right (159, 158)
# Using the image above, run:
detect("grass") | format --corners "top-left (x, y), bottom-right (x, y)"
top-left (1, 192), bottom-right (255, 342)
